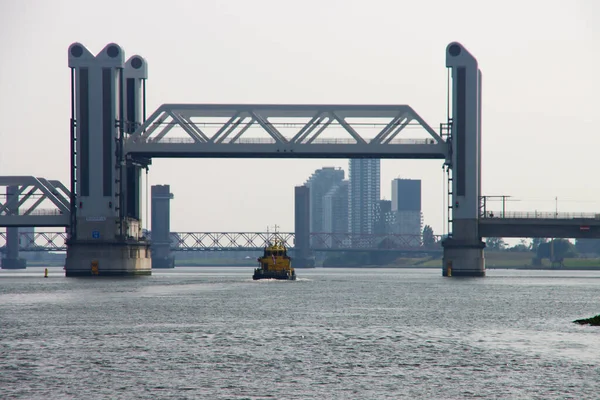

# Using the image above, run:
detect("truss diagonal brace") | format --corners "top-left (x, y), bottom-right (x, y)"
top-left (249, 111), bottom-right (288, 144)
top-left (411, 112), bottom-right (443, 143)
top-left (228, 118), bottom-right (256, 143)
top-left (23, 195), bottom-right (47, 216)
top-left (383, 117), bottom-right (412, 144)
top-left (331, 112), bottom-right (367, 144)
top-left (31, 178), bottom-right (70, 214)
top-left (371, 112), bottom-right (409, 144)
top-left (0, 185), bottom-right (28, 215)
top-left (305, 116), bottom-right (333, 145)
top-left (210, 112), bottom-right (241, 143)
top-left (38, 178), bottom-right (70, 209)
top-left (290, 114), bottom-right (322, 144)
top-left (177, 114), bottom-right (210, 142)
top-left (168, 112), bottom-right (205, 143)
top-left (132, 107), bottom-right (168, 141)
top-left (148, 114), bottom-right (175, 143)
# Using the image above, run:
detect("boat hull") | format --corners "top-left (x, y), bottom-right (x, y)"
top-left (253, 269), bottom-right (296, 281)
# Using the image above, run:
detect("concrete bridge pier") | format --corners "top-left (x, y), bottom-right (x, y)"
top-left (1, 186), bottom-right (26, 269)
top-left (64, 43), bottom-right (151, 276)
top-left (442, 42), bottom-right (486, 277)
top-left (151, 185), bottom-right (175, 268)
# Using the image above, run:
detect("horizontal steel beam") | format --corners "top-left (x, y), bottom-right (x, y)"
top-left (126, 142), bottom-right (447, 159)
top-left (0, 214), bottom-right (70, 227)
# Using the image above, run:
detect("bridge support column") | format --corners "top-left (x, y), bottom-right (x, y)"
top-left (2, 186), bottom-right (26, 269)
top-left (294, 186), bottom-right (314, 267)
top-left (442, 42), bottom-right (485, 277)
top-left (64, 43), bottom-right (151, 277)
top-left (151, 185), bottom-right (175, 268)
top-left (442, 221), bottom-right (485, 277)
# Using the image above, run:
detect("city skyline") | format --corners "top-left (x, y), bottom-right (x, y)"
top-left (0, 1), bottom-right (598, 239)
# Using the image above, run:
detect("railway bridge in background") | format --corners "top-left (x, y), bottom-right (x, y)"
top-left (0, 231), bottom-right (444, 254)
top-left (2, 41), bottom-right (600, 275)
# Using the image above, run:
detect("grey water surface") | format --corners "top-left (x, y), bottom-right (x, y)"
top-left (1, 267), bottom-right (599, 399)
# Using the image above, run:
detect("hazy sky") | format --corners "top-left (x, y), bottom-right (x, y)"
top-left (0, 0), bottom-right (598, 236)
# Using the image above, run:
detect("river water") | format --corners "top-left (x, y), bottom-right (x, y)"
top-left (1, 267), bottom-right (599, 399)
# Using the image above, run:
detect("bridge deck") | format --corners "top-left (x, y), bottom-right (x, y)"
top-left (0, 214), bottom-right (69, 227)
top-left (479, 213), bottom-right (600, 238)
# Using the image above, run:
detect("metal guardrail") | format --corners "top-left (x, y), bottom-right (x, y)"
top-left (22, 209), bottom-right (66, 216)
top-left (480, 211), bottom-right (600, 220)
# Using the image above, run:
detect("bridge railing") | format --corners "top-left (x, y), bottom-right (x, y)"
top-left (480, 211), bottom-right (600, 220)
top-left (20, 209), bottom-right (66, 216)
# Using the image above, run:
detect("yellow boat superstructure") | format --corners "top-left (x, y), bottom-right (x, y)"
top-left (253, 239), bottom-right (296, 280)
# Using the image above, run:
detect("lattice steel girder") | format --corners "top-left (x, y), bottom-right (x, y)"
top-left (0, 231), bottom-right (68, 252)
top-left (173, 232), bottom-right (295, 250)
top-left (0, 231), bottom-right (442, 251)
top-left (171, 232), bottom-right (441, 250)
top-left (126, 104), bottom-right (448, 159)
top-left (0, 177), bottom-right (71, 227)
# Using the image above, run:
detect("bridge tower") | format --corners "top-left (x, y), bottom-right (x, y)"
top-left (151, 185), bottom-right (175, 268)
top-left (441, 42), bottom-right (485, 277)
top-left (64, 43), bottom-right (151, 276)
top-left (1, 186), bottom-right (26, 269)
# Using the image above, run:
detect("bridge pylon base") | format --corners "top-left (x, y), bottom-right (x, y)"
top-left (442, 238), bottom-right (486, 277)
top-left (1, 258), bottom-right (26, 269)
top-left (152, 256), bottom-right (175, 269)
top-left (65, 240), bottom-right (152, 277)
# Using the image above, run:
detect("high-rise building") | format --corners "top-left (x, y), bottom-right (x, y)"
top-left (391, 178), bottom-right (421, 212)
top-left (348, 159), bottom-right (380, 235)
top-left (373, 200), bottom-right (391, 235)
top-left (323, 181), bottom-right (349, 247)
top-left (304, 167), bottom-right (345, 236)
top-left (294, 186), bottom-right (310, 256)
top-left (390, 178), bottom-right (422, 238)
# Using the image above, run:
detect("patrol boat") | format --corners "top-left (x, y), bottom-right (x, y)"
top-left (253, 239), bottom-right (296, 280)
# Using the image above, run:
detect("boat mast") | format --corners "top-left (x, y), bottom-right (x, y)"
top-left (266, 225), bottom-right (270, 246)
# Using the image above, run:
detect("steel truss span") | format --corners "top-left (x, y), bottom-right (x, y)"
top-left (125, 104), bottom-right (448, 159)
top-left (0, 231), bottom-right (68, 253)
top-left (0, 232), bottom-right (442, 252)
top-left (0, 177), bottom-right (71, 227)
top-left (168, 232), bottom-right (441, 252)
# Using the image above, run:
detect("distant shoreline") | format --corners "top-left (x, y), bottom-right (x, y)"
top-left (320, 265), bottom-right (600, 271)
